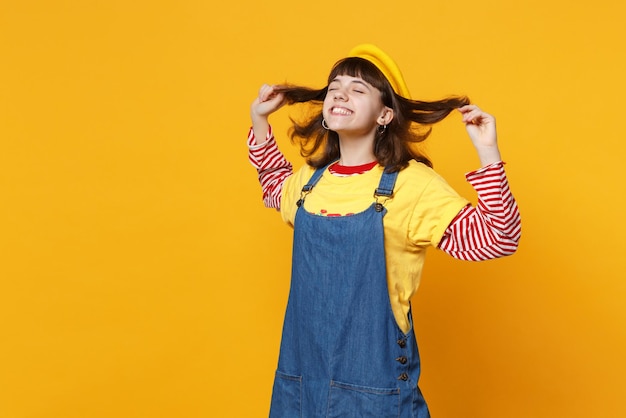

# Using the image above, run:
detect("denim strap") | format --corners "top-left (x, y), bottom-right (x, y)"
top-left (374, 169), bottom-right (399, 197)
top-left (298, 165), bottom-right (399, 208)
top-left (296, 165), bottom-right (329, 207)
top-left (301, 166), bottom-right (327, 192)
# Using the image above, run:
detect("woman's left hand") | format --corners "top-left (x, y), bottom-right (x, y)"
top-left (458, 104), bottom-right (502, 166)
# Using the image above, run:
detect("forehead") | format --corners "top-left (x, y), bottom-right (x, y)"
top-left (329, 75), bottom-right (373, 87)
top-left (327, 57), bottom-right (388, 92)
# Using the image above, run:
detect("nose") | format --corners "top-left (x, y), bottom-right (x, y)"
top-left (333, 88), bottom-right (347, 101)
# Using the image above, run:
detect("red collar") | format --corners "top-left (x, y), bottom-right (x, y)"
top-left (329, 160), bottom-right (378, 175)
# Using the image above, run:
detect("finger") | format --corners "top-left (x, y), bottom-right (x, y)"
top-left (457, 108), bottom-right (478, 124)
top-left (461, 110), bottom-right (483, 124)
top-left (259, 84), bottom-right (272, 102)
top-left (260, 84), bottom-right (280, 101)
top-left (258, 84), bottom-right (269, 95)
top-left (457, 104), bottom-right (479, 114)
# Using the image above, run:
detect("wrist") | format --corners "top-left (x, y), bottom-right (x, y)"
top-left (476, 146), bottom-right (502, 167)
top-left (251, 113), bottom-right (270, 127)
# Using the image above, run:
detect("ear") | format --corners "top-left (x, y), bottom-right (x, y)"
top-left (379, 107), bottom-right (394, 125)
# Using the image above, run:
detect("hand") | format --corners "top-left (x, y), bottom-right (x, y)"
top-left (457, 104), bottom-right (502, 166)
top-left (251, 84), bottom-right (286, 121)
top-left (250, 84), bottom-right (286, 145)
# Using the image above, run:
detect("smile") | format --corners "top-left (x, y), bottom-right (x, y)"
top-left (330, 107), bottom-right (353, 116)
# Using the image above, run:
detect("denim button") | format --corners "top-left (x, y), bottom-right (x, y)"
top-left (398, 373), bottom-right (409, 381)
top-left (397, 339), bottom-right (406, 348)
top-left (396, 356), bottom-right (408, 364)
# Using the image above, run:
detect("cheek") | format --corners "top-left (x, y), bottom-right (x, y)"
top-left (322, 98), bottom-right (333, 116)
top-left (363, 103), bottom-right (383, 120)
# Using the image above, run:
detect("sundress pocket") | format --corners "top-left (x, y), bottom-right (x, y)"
top-left (327, 380), bottom-right (400, 418)
top-left (269, 371), bottom-right (302, 418)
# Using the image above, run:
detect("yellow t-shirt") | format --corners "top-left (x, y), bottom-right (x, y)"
top-left (281, 161), bottom-right (469, 333)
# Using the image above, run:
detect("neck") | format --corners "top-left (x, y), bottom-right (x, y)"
top-left (337, 134), bottom-right (376, 166)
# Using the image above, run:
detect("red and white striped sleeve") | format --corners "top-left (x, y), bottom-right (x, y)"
top-left (247, 126), bottom-right (293, 210)
top-left (438, 162), bottom-right (521, 261)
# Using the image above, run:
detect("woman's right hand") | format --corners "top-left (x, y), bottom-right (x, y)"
top-left (250, 84), bottom-right (285, 145)
top-left (251, 84), bottom-right (285, 121)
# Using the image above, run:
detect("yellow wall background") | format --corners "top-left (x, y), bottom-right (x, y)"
top-left (1, 1), bottom-right (625, 417)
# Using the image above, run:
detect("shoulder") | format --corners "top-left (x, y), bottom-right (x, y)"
top-left (393, 160), bottom-right (467, 214)
top-left (280, 164), bottom-right (318, 226)
top-left (284, 164), bottom-right (317, 193)
top-left (395, 160), bottom-right (450, 193)
top-left (394, 161), bottom-right (469, 247)
top-left (399, 160), bottom-right (438, 177)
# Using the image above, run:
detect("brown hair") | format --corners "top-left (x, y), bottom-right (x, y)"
top-left (275, 57), bottom-right (469, 171)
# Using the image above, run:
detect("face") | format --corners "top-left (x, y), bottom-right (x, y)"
top-left (322, 75), bottom-right (391, 138)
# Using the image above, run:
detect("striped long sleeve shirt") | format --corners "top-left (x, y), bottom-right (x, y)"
top-left (248, 126), bottom-right (521, 261)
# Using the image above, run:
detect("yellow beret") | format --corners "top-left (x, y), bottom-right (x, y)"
top-left (348, 44), bottom-right (411, 98)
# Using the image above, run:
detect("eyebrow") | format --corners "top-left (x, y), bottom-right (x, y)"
top-left (330, 78), bottom-right (372, 90)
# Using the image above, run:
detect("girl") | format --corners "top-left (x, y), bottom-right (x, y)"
top-left (248, 44), bottom-right (520, 418)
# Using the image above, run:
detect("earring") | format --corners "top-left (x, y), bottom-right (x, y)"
top-left (377, 124), bottom-right (387, 134)
top-left (322, 119), bottom-right (330, 130)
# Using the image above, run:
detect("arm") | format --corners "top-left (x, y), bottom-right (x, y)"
top-left (438, 162), bottom-right (521, 260)
top-left (438, 106), bottom-right (521, 260)
top-left (247, 126), bottom-right (293, 209)
top-left (250, 84), bottom-right (286, 145)
top-left (248, 84), bottom-right (293, 209)
top-left (457, 104), bottom-right (501, 167)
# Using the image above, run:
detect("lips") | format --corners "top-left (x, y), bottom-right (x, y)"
top-left (330, 106), bottom-right (353, 116)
